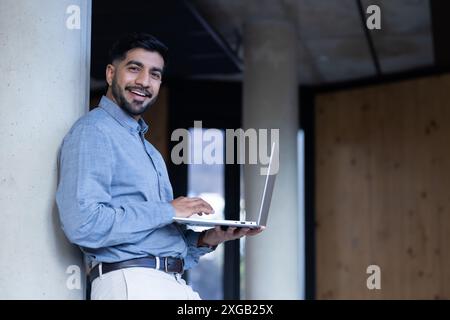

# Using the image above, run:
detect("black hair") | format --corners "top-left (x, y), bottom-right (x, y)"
top-left (108, 32), bottom-right (168, 67)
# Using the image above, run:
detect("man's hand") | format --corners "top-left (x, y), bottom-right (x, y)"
top-left (171, 196), bottom-right (215, 218)
top-left (199, 226), bottom-right (265, 247)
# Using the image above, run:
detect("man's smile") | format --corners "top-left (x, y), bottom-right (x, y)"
top-left (126, 87), bottom-right (152, 101)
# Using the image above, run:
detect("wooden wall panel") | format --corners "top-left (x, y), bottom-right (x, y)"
top-left (315, 74), bottom-right (450, 299)
top-left (143, 86), bottom-right (169, 162)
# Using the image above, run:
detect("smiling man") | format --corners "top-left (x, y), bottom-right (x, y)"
top-left (106, 46), bottom-right (163, 118)
top-left (56, 33), bottom-right (263, 300)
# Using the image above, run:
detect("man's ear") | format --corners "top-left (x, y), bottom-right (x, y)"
top-left (106, 64), bottom-right (115, 86)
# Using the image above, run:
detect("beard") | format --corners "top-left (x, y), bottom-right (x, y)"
top-left (110, 77), bottom-right (157, 117)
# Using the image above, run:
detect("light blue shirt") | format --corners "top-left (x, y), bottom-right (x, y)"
top-left (56, 96), bottom-right (212, 269)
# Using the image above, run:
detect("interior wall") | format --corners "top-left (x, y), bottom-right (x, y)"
top-left (315, 74), bottom-right (450, 299)
top-left (0, 0), bottom-right (90, 299)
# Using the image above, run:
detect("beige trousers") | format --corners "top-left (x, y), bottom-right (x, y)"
top-left (90, 266), bottom-right (201, 300)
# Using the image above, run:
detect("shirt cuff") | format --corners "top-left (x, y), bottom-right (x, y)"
top-left (186, 230), bottom-right (216, 253)
top-left (182, 229), bottom-right (217, 270)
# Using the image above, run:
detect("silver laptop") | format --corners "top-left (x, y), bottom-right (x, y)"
top-left (173, 143), bottom-right (277, 229)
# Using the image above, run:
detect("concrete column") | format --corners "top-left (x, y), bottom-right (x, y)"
top-left (0, 0), bottom-right (91, 299)
top-left (243, 18), bottom-right (300, 299)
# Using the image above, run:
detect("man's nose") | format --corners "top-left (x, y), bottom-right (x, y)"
top-left (135, 70), bottom-right (151, 88)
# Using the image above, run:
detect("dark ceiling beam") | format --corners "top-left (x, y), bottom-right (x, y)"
top-left (356, 0), bottom-right (382, 77)
top-left (182, 0), bottom-right (243, 71)
top-left (430, 0), bottom-right (450, 68)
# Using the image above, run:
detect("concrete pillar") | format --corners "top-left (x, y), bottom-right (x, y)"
top-left (243, 18), bottom-right (300, 299)
top-left (0, 0), bottom-right (91, 299)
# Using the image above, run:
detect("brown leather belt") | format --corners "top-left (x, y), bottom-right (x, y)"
top-left (89, 256), bottom-right (184, 282)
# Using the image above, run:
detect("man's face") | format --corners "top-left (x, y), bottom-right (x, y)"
top-left (106, 48), bottom-right (164, 119)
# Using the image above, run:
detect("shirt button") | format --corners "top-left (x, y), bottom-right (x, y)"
top-left (158, 172), bottom-right (162, 176)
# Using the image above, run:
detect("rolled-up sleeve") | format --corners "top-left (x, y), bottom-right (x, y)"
top-left (56, 124), bottom-right (175, 249)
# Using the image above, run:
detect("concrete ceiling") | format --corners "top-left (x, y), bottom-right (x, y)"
top-left (191, 0), bottom-right (434, 85)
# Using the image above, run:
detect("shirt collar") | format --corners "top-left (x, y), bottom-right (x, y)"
top-left (99, 95), bottom-right (149, 134)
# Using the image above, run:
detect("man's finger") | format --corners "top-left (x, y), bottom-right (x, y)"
top-left (236, 228), bottom-right (250, 237)
top-left (198, 199), bottom-right (215, 213)
top-left (189, 198), bottom-right (215, 211)
top-left (246, 227), bottom-right (265, 236)
top-left (191, 204), bottom-right (214, 215)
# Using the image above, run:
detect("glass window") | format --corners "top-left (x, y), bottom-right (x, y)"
top-left (187, 127), bottom-right (225, 300)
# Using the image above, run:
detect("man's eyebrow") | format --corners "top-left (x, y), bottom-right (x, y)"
top-left (150, 67), bottom-right (163, 74)
top-left (125, 60), bottom-right (144, 68)
top-left (125, 61), bottom-right (163, 74)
